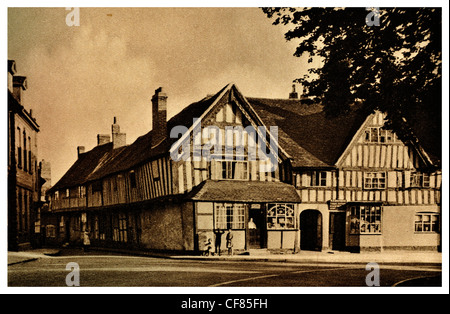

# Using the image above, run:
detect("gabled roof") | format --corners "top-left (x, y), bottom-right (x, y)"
top-left (247, 97), bottom-right (367, 167)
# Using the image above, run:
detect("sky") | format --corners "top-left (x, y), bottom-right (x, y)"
top-left (8, 7), bottom-right (312, 184)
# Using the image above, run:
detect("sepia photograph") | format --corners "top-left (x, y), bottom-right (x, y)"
top-left (3, 1), bottom-right (448, 298)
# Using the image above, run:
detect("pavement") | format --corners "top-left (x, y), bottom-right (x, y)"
top-left (7, 247), bottom-right (443, 266)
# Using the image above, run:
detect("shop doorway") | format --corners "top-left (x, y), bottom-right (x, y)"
top-left (329, 212), bottom-right (346, 251)
top-left (248, 205), bottom-right (267, 249)
top-left (300, 210), bottom-right (322, 251)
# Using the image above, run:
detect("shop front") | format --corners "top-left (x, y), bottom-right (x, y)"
top-left (188, 180), bottom-right (301, 254)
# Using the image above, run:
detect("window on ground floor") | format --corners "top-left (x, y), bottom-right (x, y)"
top-left (214, 203), bottom-right (246, 229)
top-left (415, 213), bottom-right (440, 233)
top-left (349, 205), bottom-right (382, 234)
top-left (113, 213), bottom-right (128, 243)
top-left (267, 203), bottom-right (295, 229)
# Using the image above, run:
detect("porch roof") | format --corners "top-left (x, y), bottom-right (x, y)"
top-left (187, 180), bottom-right (301, 203)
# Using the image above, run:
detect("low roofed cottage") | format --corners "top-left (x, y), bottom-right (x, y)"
top-left (45, 83), bottom-right (441, 254)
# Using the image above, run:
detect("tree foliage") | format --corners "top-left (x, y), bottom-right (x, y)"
top-left (262, 7), bottom-right (441, 159)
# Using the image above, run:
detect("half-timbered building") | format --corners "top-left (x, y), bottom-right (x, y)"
top-left (45, 83), bottom-right (441, 253)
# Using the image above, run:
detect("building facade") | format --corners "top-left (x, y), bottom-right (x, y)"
top-left (45, 83), bottom-right (441, 253)
top-left (8, 60), bottom-right (43, 251)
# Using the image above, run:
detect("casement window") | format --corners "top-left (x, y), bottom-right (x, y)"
top-left (28, 136), bottom-right (32, 173)
top-left (415, 213), bottom-right (440, 233)
top-left (349, 205), bottom-right (382, 234)
top-left (129, 171), bottom-right (137, 188)
top-left (113, 213), bottom-right (128, 243)
top-left (46, 225), bottom-right (56, 238)
top-left (267, 204), bottom-right (295, 230)
top-left (364, 172), bottom-right (386, 189)
top-left (310, 171), bottom-right (327, 187)
top-left (364, 127), bottom-right (395, 143)
top-left (216, 160), bottom-right (249, 180)
top-left (214, 203), bottom-right (246, 229)
top-left (92, 181), bottom-right (102, 193)
top-left (54, 191), bottom-right (59, 200)
top-left (79, 186), bottom-right (86, 198)
top-left (410, 172), bottom-right (430, 188)
top-left (23, 132), bottom-right (28, 172)
top-left (16, 127), bottom-right (22, 168)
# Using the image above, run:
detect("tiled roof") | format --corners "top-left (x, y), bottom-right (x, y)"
top-left (187, 180), bottom-right (301, 203)
top-left (247, 97), bottom-right (367, 167)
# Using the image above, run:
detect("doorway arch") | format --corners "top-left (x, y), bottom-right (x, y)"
top-left (300, 210), bottom-right (322, 251)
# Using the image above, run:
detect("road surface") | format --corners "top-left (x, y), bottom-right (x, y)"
top-left (8, 252), bottom-right (442, 287)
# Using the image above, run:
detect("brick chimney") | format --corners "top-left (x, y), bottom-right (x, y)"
top-left (77, 146), bottom-right (85, 157)
top-left (151, 87), bottom-right (168, 148)
top-left (289, 84), bottom-right (298, 100)
top-left (13, 76), bottom-right (27, 104)
top-left (111, 116), bottom-right (126, 149)
top-left (8, 60), bottom-right (17, 93)
top-left (97, 134), bottom-right (111, 146)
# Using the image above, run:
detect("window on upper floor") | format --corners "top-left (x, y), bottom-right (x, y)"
top-left (310, 171), bottom-right (327, 187)
top-left (364, 172), bottom-right (386, 189)
top-left (129, 171), bottom-right (137, 188)
top-left (410, 172), bottom-right (430, 188)
top-left (364, 127), bottom-right (395, 143)
top-left (17, 127), bottom-right (22, 169)
top-left (212, 160), bottom-right (249, 180)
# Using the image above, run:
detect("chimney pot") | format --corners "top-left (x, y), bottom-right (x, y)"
top-left (77, 146), bottom-right (85, 157)
top-left (289, 84), bottom-right (299, 100)
top-left (111, 117), bottom-right (126, 149)
top-left (151, 86), bottom-right (168, 148)
top-left (97, 134), bottom-right (111, 146)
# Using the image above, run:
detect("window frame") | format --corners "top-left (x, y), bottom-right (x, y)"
top-left (267, 203), bottom-right (296, 230)
top-left (214, 203), bottom-right (246, 230)
top-left (415, 213), bottom-right (440, 233)
top-left (364, 172), bottom-right (386, 190)
top-left (310, 171), bottom-right (327, 187)
top-left (349, 205), bottom-right (382, 235)
top-left (215, 160), bottom-right (249, 181)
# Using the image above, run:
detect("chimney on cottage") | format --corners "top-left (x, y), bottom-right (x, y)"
top-left (13, 76), bottom-right (27, 104)
top-left (151, 87), bottom-right (168, 148)
top-left (289, 84), bottom-right (299, 100)
top-left (8, 60), bottom-right (17, 93)
top-left (77, 146), bottom-right (85, 158)
top-left (111, 116), bottom-right (126, 149)
top-left (97, 134), bottom-right (111, 146)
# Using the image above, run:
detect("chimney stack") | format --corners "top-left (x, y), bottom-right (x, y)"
top-left (77, 146), bottom-right (85, 157)
top-left (97, 134), bottom-right (111, 146)
top-left (151, 87), bottom-right (168, 148)
top-left (8, 60), bottom-right (17, 93)
top-left (13, 76), bottom-right (27, 104)
top-left (289, 84), bottom-right (298, 100)
top-left (111, 116), bottom-right (126, 149)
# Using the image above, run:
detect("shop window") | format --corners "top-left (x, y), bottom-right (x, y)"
top-left (267, 204), bottom-right (295, 229)
top-left (415, 213), bottom-right (439, 233)
top-left (349, 205), bottom-right (382, 234)
top-left (215, 203), bottom-right (245, 229)
top-left (364, 172), bottom-right (386, 189)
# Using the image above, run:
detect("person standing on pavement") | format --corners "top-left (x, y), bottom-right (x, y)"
top-left (214, 229), bottom-right (224, 256)
top-left (82, 229), bottom-right (91, 252)
top-left (226, 229), bottom-right (233, 256)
